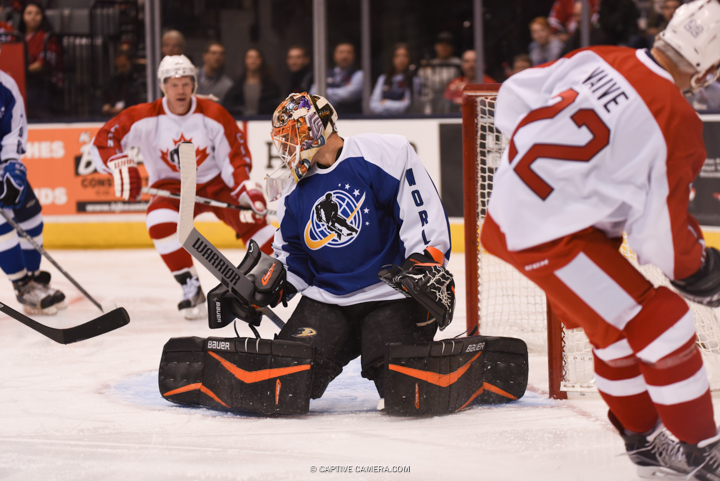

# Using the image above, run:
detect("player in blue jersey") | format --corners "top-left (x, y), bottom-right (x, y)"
top-left (0, 70), bottom-right (65, 315)
top-left (221, 92), bottom-right (456, 403)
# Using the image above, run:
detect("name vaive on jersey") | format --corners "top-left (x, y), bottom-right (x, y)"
top-left (274, 133), bottom-right (451, 306)
top-left (489, 46), bottom-right (706, 281)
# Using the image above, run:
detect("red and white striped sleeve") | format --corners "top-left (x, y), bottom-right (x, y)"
top-left (90, 100), bottom-right (162, 173)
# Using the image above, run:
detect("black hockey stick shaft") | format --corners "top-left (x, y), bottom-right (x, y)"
top-left (0, 210), bottom-right (104, 312)
top-left (175, 142), bottom-right (285, 327)
top-left (142, 187), bottom-right (276, 216)
top-left (0, 301), bottom-right (130, 344)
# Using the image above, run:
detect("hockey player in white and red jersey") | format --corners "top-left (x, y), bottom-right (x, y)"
top-left (481, 0), bottom-right (720, 478)
top-left (91, 55), bottom-right (274, 319)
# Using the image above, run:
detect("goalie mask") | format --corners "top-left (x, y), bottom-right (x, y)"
top-left (659, 0), bottom-right (720, 91)
top-left (267, 93), bottom-right (337, 201)
top-left (157, 55), bottom-right (197, 94)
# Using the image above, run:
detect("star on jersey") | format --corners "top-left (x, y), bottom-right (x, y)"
top-left (159, 133), bottom-right (210, 172)
top-left (304, 187), bottom-right (366, 250)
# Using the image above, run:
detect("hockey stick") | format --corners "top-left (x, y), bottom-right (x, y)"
top-left (0, 210), bottom-right (104, 312)
top-left (142, 187), bottom-right (277, 216)
top-left (175, 142), bottom-right (285, 327)
top-left (0, 300), bottom-right (129, 344)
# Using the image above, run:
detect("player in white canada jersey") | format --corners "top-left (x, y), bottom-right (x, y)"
top-left (482, 1), bottom-right (720, 478)
top-left (90, 55), bottom-right (274, 320)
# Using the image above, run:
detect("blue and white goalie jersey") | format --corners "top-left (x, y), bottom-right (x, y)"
top-left (273, 133), bottom-right (451, 305)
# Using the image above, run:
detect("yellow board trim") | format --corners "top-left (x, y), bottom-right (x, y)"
top-left (37, 221), bottom-right (720, 254)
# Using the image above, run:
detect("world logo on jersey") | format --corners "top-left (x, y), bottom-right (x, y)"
top-left (304, 189), bottom-right (365, 250)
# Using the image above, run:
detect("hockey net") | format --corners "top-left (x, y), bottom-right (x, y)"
top-left (462, 84), bottom-right (720, 398)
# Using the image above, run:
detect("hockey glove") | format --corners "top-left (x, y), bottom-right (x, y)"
top-left (0, 160), bottom-right (27, 207)
top-left (232, 180), bottom-right (267, 224)
top-left (206, 240), bottom-right (293, 329)
top-left (378, 248), bottom-right (455, 331)
top-left (107, 153), bottom-right (142, 201)
top-left (671, 247), bottom-right (720, 307)
top-left (207, 282), bottom-right (262, 328)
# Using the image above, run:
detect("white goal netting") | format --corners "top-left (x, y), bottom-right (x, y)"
top-left (467, 88), bottom-right (720, 393)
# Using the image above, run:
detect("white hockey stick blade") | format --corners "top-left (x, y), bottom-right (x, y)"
top-left (176, 142), bottom-right (255, 304)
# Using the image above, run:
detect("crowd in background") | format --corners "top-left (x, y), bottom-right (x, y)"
top-left (1, 0), bottom-right (719, 120)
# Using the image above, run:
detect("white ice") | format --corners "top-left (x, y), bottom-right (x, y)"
top-left (0, 248), bottom-right (708, 480)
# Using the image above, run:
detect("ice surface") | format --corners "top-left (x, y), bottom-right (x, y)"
top-left (0, 249), bottom-right (706, 480)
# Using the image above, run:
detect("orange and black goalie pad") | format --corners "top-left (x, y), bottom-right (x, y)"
top-left (383, 335), bottom-right (528, 416)
top-left (158, 336), bottom-right (315, 415)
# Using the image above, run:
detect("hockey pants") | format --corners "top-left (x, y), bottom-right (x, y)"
top-left (145, 176), bottom-right (275, 278)
top-left (481, 214), bottom-right (716, 444)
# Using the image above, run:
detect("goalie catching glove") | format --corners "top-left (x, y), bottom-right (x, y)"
top-left (207, 239), bottom-right (295, 328)
top-left (671, 246), bottom-right (720, 307)
top-left (378, 248), bottom-right (455, 330)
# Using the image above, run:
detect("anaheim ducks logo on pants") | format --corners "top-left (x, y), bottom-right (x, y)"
top-left (304, 188), bottom-right (366, 250)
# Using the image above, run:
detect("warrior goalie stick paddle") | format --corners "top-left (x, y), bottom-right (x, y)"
top-left (142, 187), bottom-right (277, 216)
top-left (0, 210), bottom-right (105, 312)
top-left (175, 142), bottom-right (284, 327)
top-left (0, 300), bottom-right (129, 344)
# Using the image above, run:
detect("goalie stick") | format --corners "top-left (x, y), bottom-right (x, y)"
top-left (175, 142), bottom-right (284, 327)
top-left (0, 210), bottom-right (104, 312)
top-left (0, 300), bottom-right (129, 344)
top-left (142, 187), bottom-right (277, 216)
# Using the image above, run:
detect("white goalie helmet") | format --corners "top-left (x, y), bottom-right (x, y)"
top-left (659, 0), bottom-right (720, 91)
top-left (157, 55), bottom-right (197, 94)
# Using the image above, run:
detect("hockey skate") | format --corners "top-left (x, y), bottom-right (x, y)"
top-left (610, 412), bottom-right (691, 479)
top-left (14, 278), bottom-right (67, 316)
top-left (682, 433), bottom-right (720, 481)
top-left (31, 271), bottom-right (67, 310)
top-left (176, 273), bottom-right (206, 320)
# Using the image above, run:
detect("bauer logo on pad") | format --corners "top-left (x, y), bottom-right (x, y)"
top-left (207, 340), bottom-right (232, 351)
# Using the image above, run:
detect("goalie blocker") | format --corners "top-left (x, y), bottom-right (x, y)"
top-left (158, 334), bottom-right (527, 415)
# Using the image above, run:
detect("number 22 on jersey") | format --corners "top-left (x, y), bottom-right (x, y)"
top-left (508, 88), bottom-right (610, 200)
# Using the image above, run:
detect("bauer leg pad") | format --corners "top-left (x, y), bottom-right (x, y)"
top-left (383, 335), bottom-right (528, 416)
top-left (159, 336), bottom-right (315, 415)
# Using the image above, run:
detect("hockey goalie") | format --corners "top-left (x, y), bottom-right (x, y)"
top-left (158, 93), bottom-right (528, 416)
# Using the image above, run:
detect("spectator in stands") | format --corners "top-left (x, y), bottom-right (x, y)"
top-left (369, 43), bottom-right (420, 116)
top-left (510, 53), bottom-right (532, 76)
top-left (286, 45), bottom-right (313, 95)
top-left (444, 50), bottom-right (496, 112)
top-left (161, 30), bottom-right (185, 57)
top-left (596, 0), bottom-right (640, 46)
top-left (101, 52), bottom-right (143, 117)
top-left (559, 0), bottom-right (604, 56)
top-left (223, 47), bottom-right (281, 116)
top-left (646, 0), bottom-right (682, 39)
top-left (312, 42), bottom-right (363, 114)
top-left (196, 41), bottom-right (233, 103)
top-left (548, 0), bottom-right (600, 43)
top-left (418, 32), bottom-right (462, 114)
top-left (529, 17), bottom-right (564, 66)
top-left (18, 2), bottom-right (61, 119)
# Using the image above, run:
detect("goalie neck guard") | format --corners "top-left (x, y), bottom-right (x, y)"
top-left (266, 93), bottom-right (337, 201)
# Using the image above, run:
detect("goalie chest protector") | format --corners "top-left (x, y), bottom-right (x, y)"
top-left (159, 336), bottom-right (314, 415)
top-left (384, 335), bottom-right (528, 416)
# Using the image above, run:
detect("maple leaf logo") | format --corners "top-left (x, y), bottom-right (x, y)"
top-left (159, 133), bottom-right (210, 171)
